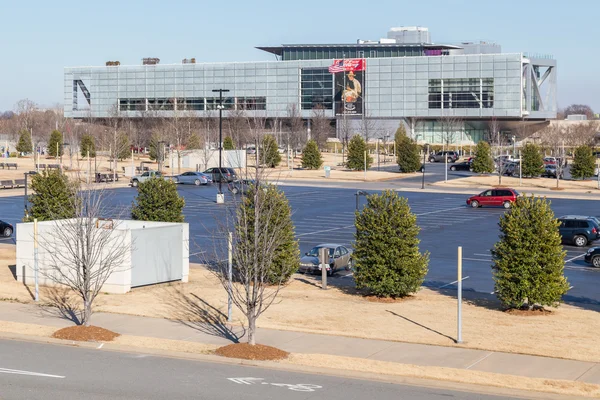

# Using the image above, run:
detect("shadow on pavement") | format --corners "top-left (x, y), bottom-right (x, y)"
top-left (166, 288), bottom-right (245, 343)
top-left (38, 287), bottom-right (82, 325)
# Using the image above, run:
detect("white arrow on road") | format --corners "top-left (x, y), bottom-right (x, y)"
top-left (0, 368), bottom-right (65, 379)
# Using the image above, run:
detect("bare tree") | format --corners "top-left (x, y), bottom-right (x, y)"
top-left (567, 121), bottom-right (600, 147)
top-left (197, 111), bottom-right (218, 171)
top-left (226, 109), bottom-right (248, 147)
top-left (562, 104), bottom-right (595, 120)
top-left (310, 105), bottom-right (332, 150)
top-left (406, 117), bottom-right (423, 141)
top-left (36, 184), bottom-right (131, 326)
top-left (360, 109), bottom-right (379, 143)
top-left (286, 104), bottom-right (305, 154)
top-left (437, 114), bottom-right (462, 151)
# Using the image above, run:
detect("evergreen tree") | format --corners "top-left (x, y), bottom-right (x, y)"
top-left (301, 139), bottom-right (323, 170)
top-left (346, 135), bottom-right (372, 171)
top-left (395, 124), bottom-right (421, 173)
top-left (79, 134), bottom-right (96, 158)
top-left (237, 183), bottom-right (299, 284)
top-left (149, 133), bottom-right (162, 161)
top-left (16, 130), bottom-right (33, 154)
top-left (353, 190), bottom-right (429, 298)
top-left (223, 136), bottom-right (235, 150)
top-left (131, 177), bottom-right (185, 222)
top-left (25, 169), bottom-right (78, 222)
top-left (570, 145), bottom-right (596, 180)
top-left (471, 141), bottom-right (495, 173)
top-left (186, 133), bottom-right (201, 150)
top-left (521, 143), bottom-right (544, 177)
top-left (260, 134), bottom-right (281, 168)
top-left (492, 195), bottom-right (569, 309)
top-left (48, 130), bottom-right (63, 158)
top-left (116, 132), bottom-right (131, 160)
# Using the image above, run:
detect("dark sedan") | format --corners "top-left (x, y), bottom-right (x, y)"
top-left (585, 247), bottom-right (600, 267)
top-left (449, 161), bottom-right (473, 172)
top-left (299, 244), bottom-right (353, 276)
top-left (0, 220), bottom-right (13, 237)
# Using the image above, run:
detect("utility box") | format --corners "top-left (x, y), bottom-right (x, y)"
top-left (15, 219), bottom-right (189, 294)
top-left (324, 166), bottom-right (331, 178)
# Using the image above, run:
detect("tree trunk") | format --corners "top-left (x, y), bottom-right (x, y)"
top-left (83, 298), bottom-right (92, 327)
top-left (247, 313), bottom-right (256, 345)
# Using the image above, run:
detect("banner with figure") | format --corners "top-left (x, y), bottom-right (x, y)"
top-left (330, 59), bottom-right (365, 115)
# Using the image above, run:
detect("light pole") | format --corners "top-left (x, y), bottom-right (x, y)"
top-left (212, 89), bottom-right (230, 202)
top-left (355, 190), bottom-right (368, 211)
top-left (24, 171), bottom-right (37, 218)
top-left (422, 143), bottom-right (428, 189)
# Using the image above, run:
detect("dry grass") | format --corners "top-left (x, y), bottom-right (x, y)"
top-left (3, 244), bottom-right (600, 363)
top-left (113, 335), bottom-right (217, 354)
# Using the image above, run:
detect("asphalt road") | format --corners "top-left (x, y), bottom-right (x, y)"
top-left (2, 182), bottom-right (600, 305)
top-left (0, 339), bottom-right (522, 400)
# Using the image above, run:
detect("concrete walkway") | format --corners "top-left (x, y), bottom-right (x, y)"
top-left (0, 301), bottom-right (599, 386)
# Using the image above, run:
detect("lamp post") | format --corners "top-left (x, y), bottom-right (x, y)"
top-left (212, 89), bottom-right (230, 201)
top-left (422, 143), bottom-right (428, 189)
top-left (157, 141), bottom-right (165, 173)
top-left (23, 171), bottom-right (37, 218)
top-left (355, 190), bottom-right (368, 211)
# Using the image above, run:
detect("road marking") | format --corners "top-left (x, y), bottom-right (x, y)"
top-left (474, 253), bottom-right (491, 257)
top-left (439, 276), bottom-right (470, 289)
top-left (415, 206), bottom-right (465, 217)
top-left (97, 343), bottom-right (104, 349)
top-left (463, 257), bottom-right (493, 262)
top-left (297, 225), bottom-right (354, 237)
top-left (0, 368), bottom-right (65, 379)
top-left (566, 254), bottom-right (586, 263)
top-left (465, 352), bottom-right (494, 369)
top-left (228, 377), bottom-right (264, 385)
top-left (227, 377), bottom-right (322, 392)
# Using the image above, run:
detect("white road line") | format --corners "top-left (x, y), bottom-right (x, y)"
top-left (566, 254), bottom-right (586, 263)
top-left (0, 368), bottom-right (65, 379)
top-left (439, 276), bottom-right (470, 289)
top-left (465, 352), bottom-right (494, 369)
top-left (97, 343), bottom-right (104, 349)
top-left (474, 253), bottom-right (492, 257)
top-left (297, 225), bottom-right (355, 237)
top-left (463, 257), bottom-right (493, 262)
top-left (415, 206), bottom-right (465, 217)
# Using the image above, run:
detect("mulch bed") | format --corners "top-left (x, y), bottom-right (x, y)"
top-left (52, 326), bottom-right (120, 342)
top-left (215, 343), bottom-right (289, 361)
top-left (505, 307), bottom-right (552, 316)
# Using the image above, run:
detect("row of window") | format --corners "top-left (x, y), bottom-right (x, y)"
top-left (118, 97), bottom-right (267, 112)
top-left (300, 68), bottom-right (334, 110)
top-left (282, 46), bottom-right (427, 61)
top-left (428, 78), bottom-right (494, 109)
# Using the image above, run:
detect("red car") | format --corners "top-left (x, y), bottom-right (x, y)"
top-left (466, 188), bottom-right (519, 209)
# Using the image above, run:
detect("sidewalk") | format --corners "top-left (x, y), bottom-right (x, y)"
top-left (0, 301), bottom-right (598, 386)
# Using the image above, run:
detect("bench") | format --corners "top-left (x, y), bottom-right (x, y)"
top-left (36, 163), bottom-right (47, 169)
top-left (47, 164), bottom-right (60, 169)
top-left (0, 180), bottom-right (14, 189)
top-left (95, 173), bottom-right (120, 183)
top-left (5, 163), bottom-right (17, 170)
top-left (13, 179), bottom-right (25, 188)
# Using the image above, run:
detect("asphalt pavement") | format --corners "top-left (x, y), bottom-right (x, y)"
top-left (0, 339), bottom-right (530, 400)
top-left (2, 177), bottom-right (600, 305)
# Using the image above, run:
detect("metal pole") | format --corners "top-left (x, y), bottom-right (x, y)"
top-left (227, 232), bottom-right (233, 322)
top-left (421, 150), bottom-right (426, 189)
top-left (363, 150), bottom-right (367, 181)
top-left (445, 151), bottom-right (448, 182)
top-left (320, 247), bottom-right (327, 290)
top-left (87, 150), bottom-right (90, 184)
top-left (24, 173), bottom-right (28, 215)
top-left (355, 193), bottom-right (359, 211)
top-left (377, 140), bottom-right (380, 171)
top-left (457, 246), bottom-right (462, 344)
top-left (597, 159), bottom-right (600, 190)
top-left (519, 152), bottom-right (522, 187)
top-left (131, 149), bottom-right (134, 180)
top-left (34, 218), bottom-right (39, 302)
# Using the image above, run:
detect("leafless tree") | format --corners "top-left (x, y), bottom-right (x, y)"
top-left (226, 109), bottom-right (248, 148)
top-left (36, 183), bottom-right (131, 326)
top-left (562, 104), bottom-right (595, 120)
top-left (567, 121), bottom-right (600, 147)
top-left (197, 111), bottom-right (218, 171)
top-left (437, 114), bottom-right (462, 151)
top-left (406, 117), bottom-right (423, 141)
top-left (286, 104), bottom-right (305, 153)
top-left (310, 105), bottom-right (332, 150)
top-left (360, 109), bottom-right (379, 143)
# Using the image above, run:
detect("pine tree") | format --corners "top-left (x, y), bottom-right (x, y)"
top-left (570, 145), bottom-right (596, 180)
top-left (149, 133), bottom-right (162, 161)
top-left (16, 130), bottom-right (33, 154)
top-left (131, 177), bottom-right (185, 222)
top-left (48, 130), bottom-right (63, 158)
top-left (223, 136), bottom-right (235, 150)
top-left (353, 190), bottom-right (429, 298)
top-left (237, 183), bottom-right (299, 284)
top-left (25, 169), bottom-right (78, 222)
top-left (116, 132), bottom-right (131, 160)
top-left (301, 139), bottom-right (323, 170)
top-left (186, 133), bottom-right (201, 150)
top-left (346, 135), bottom-right (372, 171)
top-left (521, 143), bottom-right (544, 177)
top-left (492, 195), bottom-right (569, 309)
top-left (79, 134), bottom-right (96, 158)
top-left (395, 125), bottom-right (421, 173)
top-left (260, 134), bottom-right (281, 168)
top-left (471, 141), bottom-right (495, 173)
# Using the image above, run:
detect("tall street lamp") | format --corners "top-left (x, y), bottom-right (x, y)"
top-left (421, 143), bottom-right (428, 190)
top-left (212, 89), bottom-right (230, 203)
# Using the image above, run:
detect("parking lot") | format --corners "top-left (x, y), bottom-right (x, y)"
top-left (2, 183), bottom-right (600, 304)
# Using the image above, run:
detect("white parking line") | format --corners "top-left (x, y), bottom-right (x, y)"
top-left (566, 254), bottom-right (586, 263)
top-left (463, 257), bottom-right (492, 262)
top-left (439, 276), bottom-right (470, 289)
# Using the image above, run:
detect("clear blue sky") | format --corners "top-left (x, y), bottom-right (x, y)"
top-left (1, 0), bottom-right (598, 112)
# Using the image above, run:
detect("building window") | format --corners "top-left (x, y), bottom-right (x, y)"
top-left (300, 68), bottom-right (333, 110)
top-left (237, 97), bottom-right (267, 110)
top-left (428, 78), bottom-right (494, 109)
top-left (119, 98), bottom-right (145, 111)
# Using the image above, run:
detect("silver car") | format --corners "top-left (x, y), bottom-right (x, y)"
top-left (299, 244), bottom-right (353, 276)
top-left (173, 171), bottom-right (212, 185)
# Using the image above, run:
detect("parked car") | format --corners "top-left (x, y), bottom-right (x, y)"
top-left (228, 179), bottom-right (257, 195)
top-left (0, 220), bottom-right (13, 237)
top-left (449, 161), bottom-right (473, 172)
top-left (466, 188), bottom-right (519, 209)
top-left (429, 151), bottom-right (459, 163)
top-left (543, 157), bottom-right (557, 165)
top-left (173, 171), bottom-right (212, 186)
top-left (541, 164), bottom-right (563, 179)
top-left (203, 167), bottom-right (238, 183)
top-left (558, 216), bottom-right (600, 247)
top-left (584, 247), bottom-right (600, 267)
top-left (299, 244), bottom-right (353, 276)
top-left (130, 170), bottom-right (170, 187)
top-left (502, 162), bottom-right (520, 177)
top-left (246, 147), bottom-right (256, 155)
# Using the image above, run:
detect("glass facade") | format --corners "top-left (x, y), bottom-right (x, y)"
top-left (282, 46), bottom-right (426, 61)
top-left (300, 68), bottom-right (333, 110)
top-left (428, 78), bottom-right (494, 109)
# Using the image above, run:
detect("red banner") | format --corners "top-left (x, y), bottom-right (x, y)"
top-left (328, 58), bottom-right (366, 73)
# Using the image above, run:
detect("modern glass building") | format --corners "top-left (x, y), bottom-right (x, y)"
top-left (64, 27), bottom-right (557, 144)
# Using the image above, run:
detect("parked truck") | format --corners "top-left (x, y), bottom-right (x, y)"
top-left (129, 170), bottom-right (171, 187)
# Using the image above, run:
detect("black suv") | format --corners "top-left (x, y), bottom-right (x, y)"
top-left (203, 167), bottom-right (238, 183)
top-left (584, 247), bottom-right (600, 267)
top-left (558, 216), bottom-right (600, 247)
top-left (429, 151), bottom-right (459, 163)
